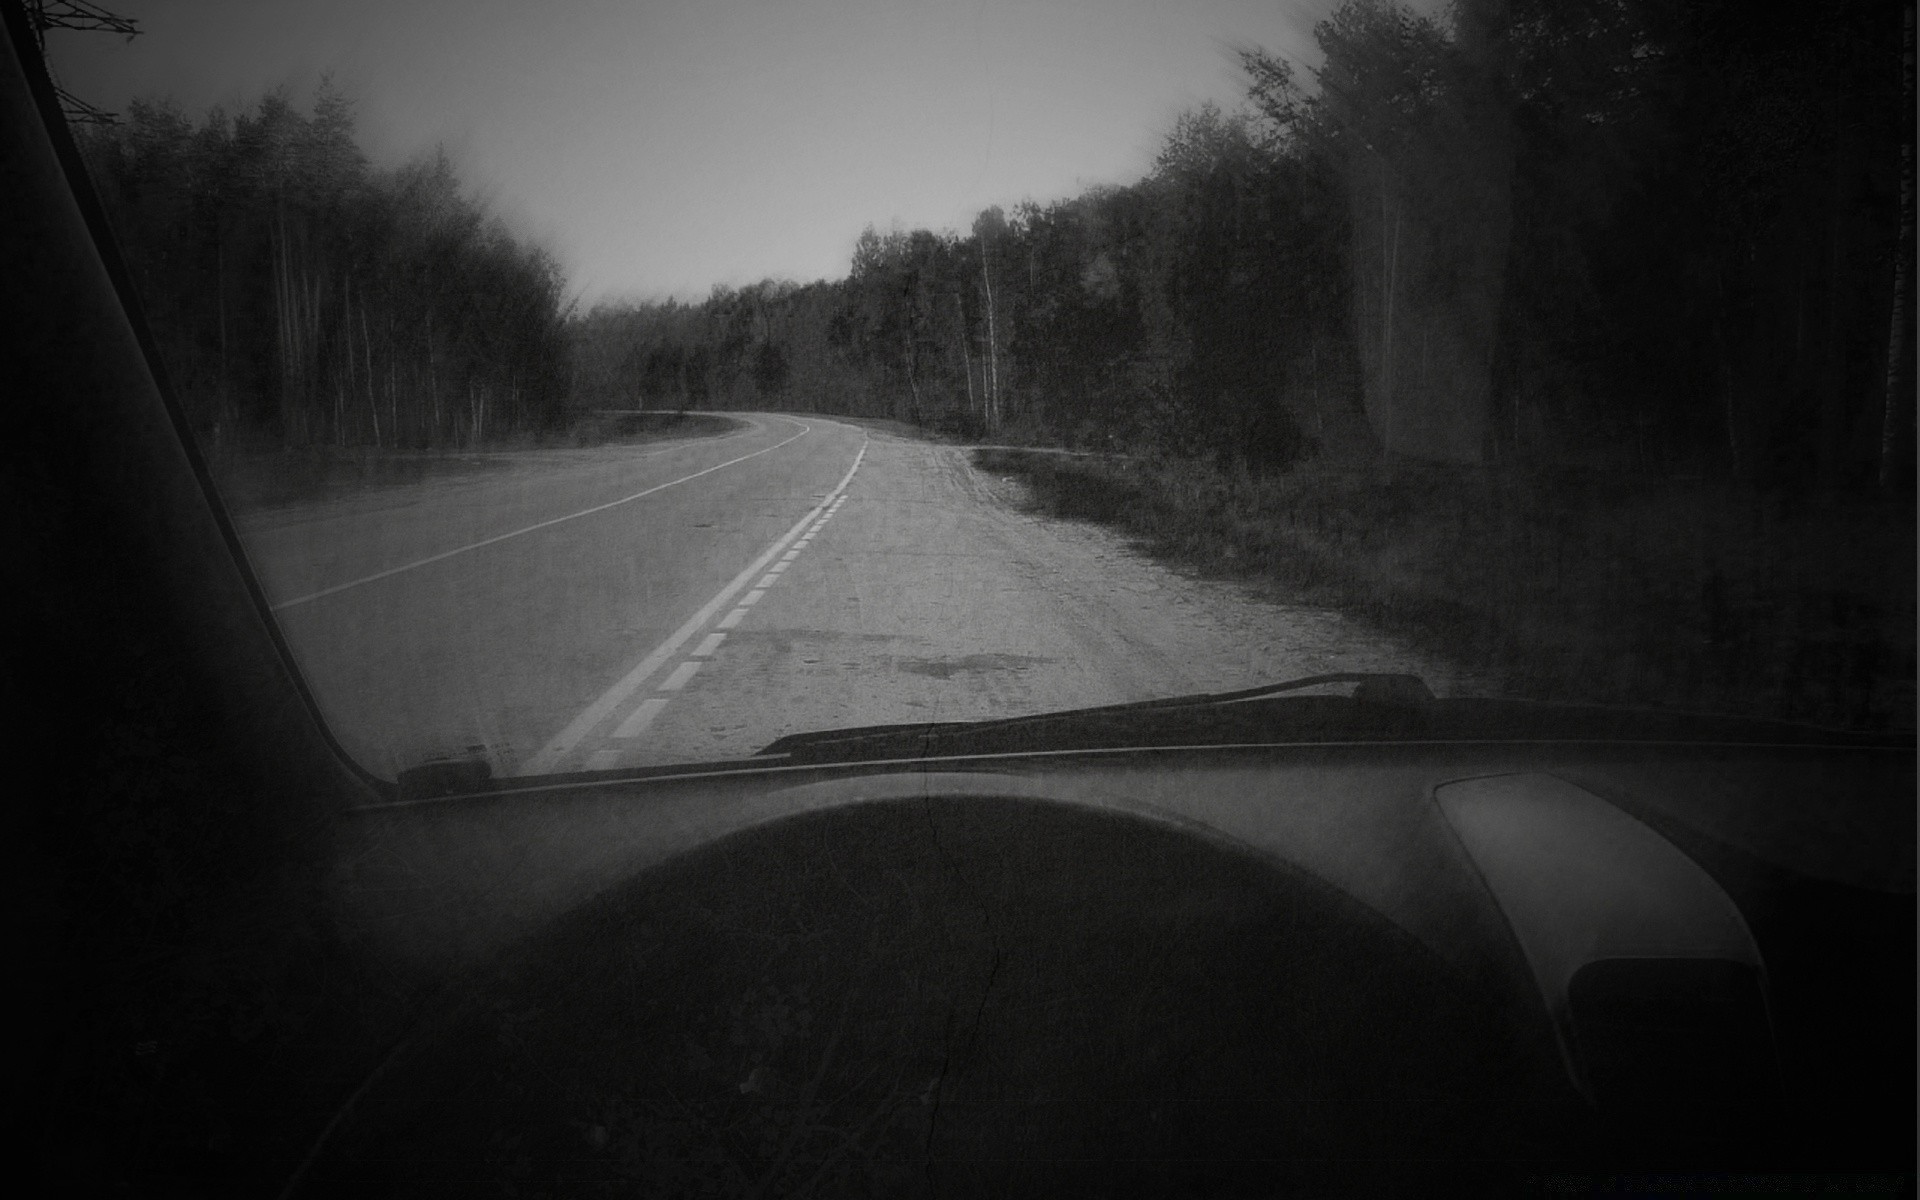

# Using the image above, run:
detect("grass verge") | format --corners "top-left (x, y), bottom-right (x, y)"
top-left (974, 449), bottom-right (1916, 733)
top-left (205, 412), bottom-right (743, 513)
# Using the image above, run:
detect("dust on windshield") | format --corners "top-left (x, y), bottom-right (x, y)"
top-left (41, 0), bottom-right (1916, 779)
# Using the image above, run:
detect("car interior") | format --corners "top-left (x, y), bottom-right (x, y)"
top-left (5, 5), bottom-right (1914, 1197)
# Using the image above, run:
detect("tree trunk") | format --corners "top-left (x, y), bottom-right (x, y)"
top-left (339, 274), bottom-right (350, 446)
top-left (361, 300), bottom-right (377, 447)
top-left (902, 323), bottom-right (922, 425)
top-left (1721, 347), bottom-right (1742, 480)
top-left (1880, 0), bottom-right (1916, 490)
top-left (216, 235), bottom-right (229, 436)
top-left (980, 250), bottom-right (1000, 434)
top-left (273, 210), bottom-right (294, 439)
top-left (1383, 200), bottom-right (1400, 456)
top-left (361, 287), bottom-right (380, 447)
top-left (307, 267), bottom-right (322, 435)
top-left (426, 307), bottom-right (439, 447)
top-left (1822, 106), bottom-right (1849, 488)
top-left (954, 292), bottom-right (976, 428)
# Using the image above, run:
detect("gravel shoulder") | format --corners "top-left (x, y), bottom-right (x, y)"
top-left (634, 427), bottom-right (1477, 765)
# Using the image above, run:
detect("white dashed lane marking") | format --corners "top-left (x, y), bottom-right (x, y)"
top-left (518, 432), bottom-right (867, 775)
top-left (659, 661), bottom-right (702, 691)
top-left (612, 697), bottom-right (669, 739)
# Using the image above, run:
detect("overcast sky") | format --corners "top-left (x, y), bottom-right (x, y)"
top-left (44, 0), bottom-right (1346, 304)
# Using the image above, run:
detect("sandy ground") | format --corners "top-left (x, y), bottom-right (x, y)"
top-left (627, 428), bottom-right (1469, 767)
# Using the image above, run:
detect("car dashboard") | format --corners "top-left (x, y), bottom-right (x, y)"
top-left (313, 740), bottom-right (1914, 1196)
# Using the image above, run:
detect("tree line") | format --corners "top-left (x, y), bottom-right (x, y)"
top-left (87, 0), bottom-right (1911, 489)
top-left (579, 0), bottom-right (1912, 489)
top-left (78, 82), bottom-right (573, 453)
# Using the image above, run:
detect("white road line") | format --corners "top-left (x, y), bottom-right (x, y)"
top-left (767, 561), bottom-right (789, 574)
top-left (780, 549), bottom-right (801, 561)
top-left (611, 697), bottom-right (669, 738)
top-left (755, 574), bottom-right (780, 589)
top-left (658, 661), bottom-right (702, 691)
top-left (741, 588), bottom-right (767, 606)
top-left (691, 632), bottom-right (726, 657)
top-left (232, 427), bottom-right (761, 541)
top-left (271, 417), bottom-right (814, 611)
top-left (517, 434), bottom-right (869, 775)
top-left (716, 607), bottom-right (750, 630)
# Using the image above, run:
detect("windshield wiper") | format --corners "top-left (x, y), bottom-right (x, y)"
top-left (755, 672), bottom-right (1438, 761)
top-left (755, 671), bottom-right (1908, 764)
top-left (1078, 671), bottom-right (1436, 713)
top-left (391, 673), bottom-right (1905, 799)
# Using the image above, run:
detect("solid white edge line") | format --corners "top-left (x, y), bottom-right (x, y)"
top-left (271, 416), bottom-right (813, 611)
top-left (516, 432), bottom-right (869, 775)
top-left (234, 425), bottom-right (761, 541)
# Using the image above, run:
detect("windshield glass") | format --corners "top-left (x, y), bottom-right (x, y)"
top-left (41, 0), bottom-right (1916, 779)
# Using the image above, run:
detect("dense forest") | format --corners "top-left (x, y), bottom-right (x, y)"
top-left (86, 0), bottom-right (1911, 491)
top-left (578, 0), bottom-right (1913, 490)
top-left (78, 82), bottom-right (573, 454)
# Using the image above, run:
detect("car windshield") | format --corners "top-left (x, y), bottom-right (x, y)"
top-left (38, 0), bottom-right (1916, 780)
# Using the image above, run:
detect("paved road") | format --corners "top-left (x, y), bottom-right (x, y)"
top-left (243, 413), bottom-right (1455, 779)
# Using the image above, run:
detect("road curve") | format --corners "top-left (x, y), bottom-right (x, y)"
top-left (242, 413), bottom-right (1457, 779)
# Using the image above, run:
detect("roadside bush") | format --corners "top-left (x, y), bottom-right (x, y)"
top-left (974, 449), bottom-right (1916, 732)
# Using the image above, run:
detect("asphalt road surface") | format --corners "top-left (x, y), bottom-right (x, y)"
top-left (240, 414), bottom-right (1459, 779)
